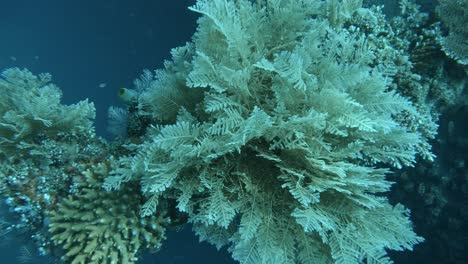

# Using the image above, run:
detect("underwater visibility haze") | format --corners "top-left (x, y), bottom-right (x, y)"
top-left (0, 0), bottom-right (467, 264)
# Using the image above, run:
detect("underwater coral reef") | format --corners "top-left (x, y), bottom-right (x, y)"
top-left (0, 0), bottom-right (466, 263)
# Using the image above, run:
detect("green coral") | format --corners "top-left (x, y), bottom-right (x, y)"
top-left (105, 0), bottom-right (429, 263)
top-left (49, 161), bottom-right (168, 264)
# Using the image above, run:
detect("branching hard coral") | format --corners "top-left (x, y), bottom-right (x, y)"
top-left (106, 1), bottom-right (430, 263)
top-left (49, 161), bottom-right (169, 264)
top-left (0, 68), bottom-right (108, 257)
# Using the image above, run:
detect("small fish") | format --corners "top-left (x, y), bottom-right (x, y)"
top-left (98, 83), bottom-right (107, 88)
top-left (118, 87), bottom-right (138, 103)
top-left (9, 56), bottom-right (17, 61)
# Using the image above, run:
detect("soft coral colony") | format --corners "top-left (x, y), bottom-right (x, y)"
top-left (0, 0), bottom-right (465, 263)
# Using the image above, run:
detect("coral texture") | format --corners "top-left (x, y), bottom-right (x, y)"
top-left (0, 68), bottom-right (168, 263)
top-left (49, 162), bottom-right (168, 264)
top-left (436, 0), bottom-right (468, 65)
top-left (0, 68), bottom-right (95, 159)
top-left (105, 1), bottom-right (433, 263)
top-left (3, 1), bottom-right (466, 263)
